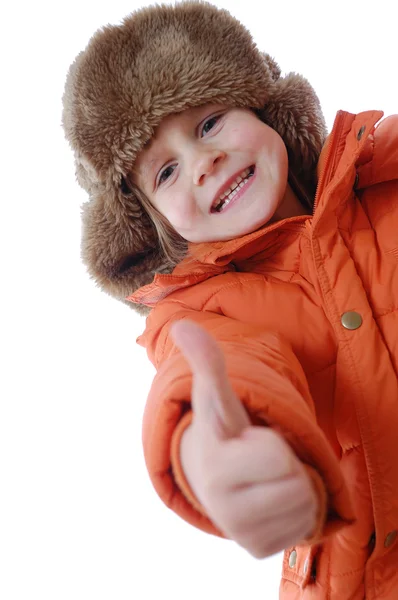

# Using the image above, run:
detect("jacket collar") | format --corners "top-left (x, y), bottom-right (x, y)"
top-left (127, 218), bottom-right (309, 307)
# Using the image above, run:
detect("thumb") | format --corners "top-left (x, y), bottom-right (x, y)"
top-left (170, 319), bottom-right (251, 439)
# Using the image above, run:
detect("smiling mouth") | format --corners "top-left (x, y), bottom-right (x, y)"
top-left (211, 166), bottom-right (255, 213)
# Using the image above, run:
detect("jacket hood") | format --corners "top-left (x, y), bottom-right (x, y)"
top-left (62, 1), bottom-right (326, 314)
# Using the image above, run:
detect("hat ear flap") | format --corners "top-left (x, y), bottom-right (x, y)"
top-left (80, 186), bottom-right (172, 309)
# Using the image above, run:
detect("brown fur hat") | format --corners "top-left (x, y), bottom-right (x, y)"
top-left (62, 1), bottom-right (326, 313)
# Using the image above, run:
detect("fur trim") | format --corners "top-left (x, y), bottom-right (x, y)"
top-left (62, 1), bottom-right (326, 312)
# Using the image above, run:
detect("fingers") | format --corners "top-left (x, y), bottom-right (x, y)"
top-left (239, 507), bottom-right (316, 559)
top-left (170, 319), bottom-right (250, 439)
top-left (226, 473), bottom-right (316, 526)
top-left (209, 427), bottom-right (298, 486)
top-left (213, 473), bottom-right (318, 558)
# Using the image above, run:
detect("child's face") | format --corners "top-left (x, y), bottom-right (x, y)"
top-left (133, 104), bottom-right (289, 243)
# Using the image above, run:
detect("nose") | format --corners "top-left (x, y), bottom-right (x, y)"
top-left (192, 148), bottom-right (226, 186)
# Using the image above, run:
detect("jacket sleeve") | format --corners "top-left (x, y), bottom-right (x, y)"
top-left (138, 303), bottom-right (355, 541)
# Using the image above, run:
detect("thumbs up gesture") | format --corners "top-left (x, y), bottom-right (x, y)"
top-left (171, 320), bottom-right (319, 558)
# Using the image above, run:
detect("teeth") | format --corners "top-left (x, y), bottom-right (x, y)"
top-left (218, 168), bottom-right (249, 200)
top-left (222, 187), bottom-right (232, 198)
top-left (213, 167), bottom-right (253, 212)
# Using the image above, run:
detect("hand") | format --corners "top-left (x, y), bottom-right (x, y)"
top-left (171, 320), bottom-right (319, 558)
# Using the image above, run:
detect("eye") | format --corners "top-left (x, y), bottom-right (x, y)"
top-left (158, 164), bottom-right (176, 185)
top-left (201, 114), bottom-right (221, 137)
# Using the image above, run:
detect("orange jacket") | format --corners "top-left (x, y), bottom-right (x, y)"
top-left (129, 110), bottom-right (398, 600)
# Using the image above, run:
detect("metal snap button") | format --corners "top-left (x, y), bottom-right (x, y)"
top-left (341, 311), bottom-right (363, 330)
top-left (289, 550), bottom-right (297, 568)
top-left (357, 125), bottom-right (366, 140)
top-left (384, 530), bottom-right (397, 548)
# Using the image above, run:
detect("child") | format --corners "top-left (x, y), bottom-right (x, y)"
top-left (62, 2), bottom-right (398, 598)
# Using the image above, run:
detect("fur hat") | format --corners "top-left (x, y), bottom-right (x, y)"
top-left (62, 1), bottom-right (326, 314)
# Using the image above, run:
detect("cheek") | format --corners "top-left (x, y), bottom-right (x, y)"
top-left (256, 133), bottom-right (289, 214)
top-left (276, 142), bottom-right (289, 182)
top-left (261, 133), bottom-right (288, 184)
top-left (162, 192), bottom-right (196, 231)
top-left (230, 125), bottom-right (259, 149)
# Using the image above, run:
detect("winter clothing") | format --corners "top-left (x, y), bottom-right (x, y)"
top-left (130, 109), bottom-right (398, 599)
top-left (62, 2), bottom-right (398, 599)
top-left (62, 1), bottom-right (325, 313)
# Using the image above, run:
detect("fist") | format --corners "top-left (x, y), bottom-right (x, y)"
top-left (171, 320), bottom-right (319, 558)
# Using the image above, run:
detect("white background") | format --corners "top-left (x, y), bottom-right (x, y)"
top-left (1, 1), bottom-right (395, 598)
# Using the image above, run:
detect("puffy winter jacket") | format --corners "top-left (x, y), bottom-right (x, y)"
top-left (129, 109), bottom-right (398, 600)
